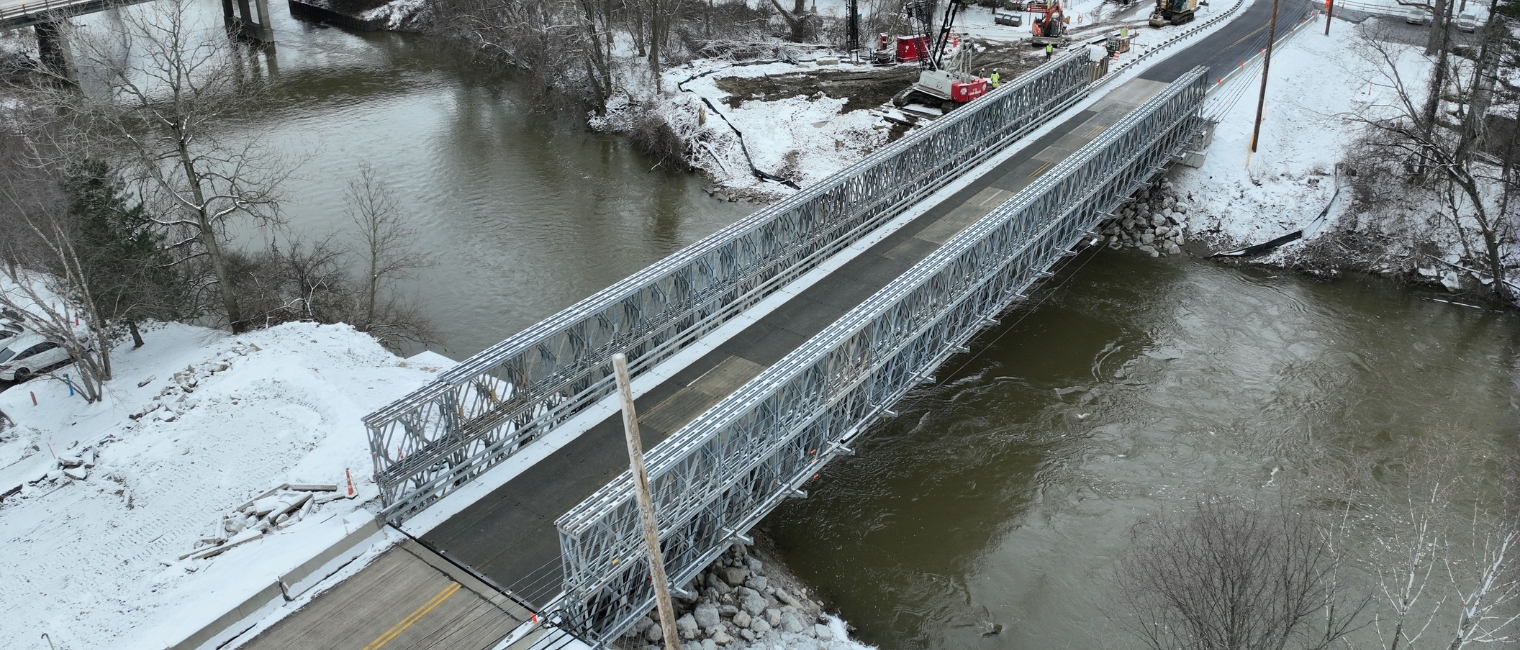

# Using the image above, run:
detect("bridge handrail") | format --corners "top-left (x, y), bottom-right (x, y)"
top-left (364, 52), bottom-right (1094, 523)
top-left (0, 0), bottom-right (76, 20)
top-left (554, 68), bottom-right (1211, 641)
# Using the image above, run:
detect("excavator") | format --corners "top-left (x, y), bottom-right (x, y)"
top-left (1148, 0), bottom-right (1197, 26)
top-left (1030, 1), bottom-right (1070, 45)
top-left (893, 0), bottom-right (990, 106)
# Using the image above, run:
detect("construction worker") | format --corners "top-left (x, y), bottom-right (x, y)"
top-left (1045, 43), bottom-right (1054, 58)
top-left (990, 69), bottom-right (1001, 88)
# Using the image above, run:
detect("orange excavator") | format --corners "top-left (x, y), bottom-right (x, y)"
top-left (1031, 1), bottom-right (1070, 45)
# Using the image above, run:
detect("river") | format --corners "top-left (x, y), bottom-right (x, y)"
top-left (766, 255), bottom-right (1520, 649)
top-left (165, 5), bottom-right (1519, 648)
top-left (179, 1), bottom-right (753, 358)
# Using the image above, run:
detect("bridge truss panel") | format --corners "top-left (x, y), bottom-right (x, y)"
top-left (554, 68), bottom-right (1211, 642)
top-left (364, 54), bottom-right (1094, 524)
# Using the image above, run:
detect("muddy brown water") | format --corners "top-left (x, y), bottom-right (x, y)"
top-left (71, 3), bottom-right (1520, 647)
top-left (107, 0), bottom-right (755, 358)
top-left (765, 255), bottom-right (1520, 649)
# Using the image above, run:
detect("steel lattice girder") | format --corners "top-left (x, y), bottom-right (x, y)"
top-left (553, 68), bottom-right (1211, 642)
top-left (361, 54), bottom-right (1095, 524)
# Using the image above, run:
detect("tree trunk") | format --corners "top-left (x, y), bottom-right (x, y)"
top-left (1425, 0), bottom-right (1448, 55)
top-left (792, 0), bottom-right (808, 41)
top-left (633, 0), bottom-right (647, 57)
top-left (1483, 219), bottom-right (1510, 303)
top-left (649, 0), bottom-right (662, 92)
top-left (177, 139), bottom-right (245, 333)
top-left (128, 319), bottom-right (144, 348)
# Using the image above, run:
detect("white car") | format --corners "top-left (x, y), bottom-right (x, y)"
top-left (0, 333), bottom-right (70, 382)
top-left (0, 320), bottom-right (21, 346)
top-left (1456, 11), bottom-right (1478, 31)
top-left (1405, 6), bottom-right (1430, 24)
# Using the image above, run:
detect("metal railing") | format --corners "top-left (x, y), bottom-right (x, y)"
top-left (364, 53), bottom-right (1094, 524)
top-left (0, 0), bottom-right (71, 20)
top-left (553, 67), bottom-right (1212, 643)
top-left (0, 0), bottom-right (152, 29)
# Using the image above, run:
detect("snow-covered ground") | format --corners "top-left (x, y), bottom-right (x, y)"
top-left (645, 11), bottom-right (1209, 199)
top-left (1165, 15), bottom-right (1517, 291)
top-left (0, 321), bottom-right (453, 650)
top-left (1168, 13), bottom-right (1369, 249)
top-left (659, 58), bottom-right (894, 196)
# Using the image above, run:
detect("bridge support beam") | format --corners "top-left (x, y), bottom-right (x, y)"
top-left (222, 0), bottom-right (275, 44)
top-left (34, 20), bottom-right (77, 85)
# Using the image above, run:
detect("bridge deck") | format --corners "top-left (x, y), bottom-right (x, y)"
top-left (236, 0), bottom-right (1304, 644)
top-left (245, 538), bottom-right (533, 650)
top-left (418, 76), bottom-right (1172, 606)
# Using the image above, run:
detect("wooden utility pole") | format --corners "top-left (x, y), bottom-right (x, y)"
top-left (612, 353), bottom-right (680, 650)
top-left (1324, 0), bottom-right (1333, 34)
top-left (1250, 0), bottom-right (1282, 153)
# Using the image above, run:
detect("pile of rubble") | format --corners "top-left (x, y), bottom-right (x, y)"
top-left (1100, 181), bottom-right (1192, 257)
top-left (129, 342), bottom-right (259, 422)
top-left (2, 443), bottom-right (100, 504)
top-left (622, 543), bottom-right (848, 650)
top-left (178, 482), bottom-right (352, 561)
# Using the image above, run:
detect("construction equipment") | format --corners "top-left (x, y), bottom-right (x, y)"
top-left (1148, 0), bottom-right (1197, 26)
top-left (894, 0), bottom-right (990, 106)
top-left (1031, 1), bottom-right (1071, 45)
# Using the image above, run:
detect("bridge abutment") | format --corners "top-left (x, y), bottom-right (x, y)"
top-left (222, 0), bottom-right (275, 44)
top-left (34, 20), bottom-right (78, 85)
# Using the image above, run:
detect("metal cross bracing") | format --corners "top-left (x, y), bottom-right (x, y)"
top-left (553, 67), bottom-right (1212, 642)
top-left (364, 53), bottom-right (1094, 525)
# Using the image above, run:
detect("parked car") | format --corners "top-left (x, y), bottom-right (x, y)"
top-left (1405, 6), bottom-right (1430, 24)
top-left (0, 333), bottom-right (70, 382)
top-left (1456, 11), bottom-right (1479, 31)
top-left (0, 319), bottom-right (21, 345)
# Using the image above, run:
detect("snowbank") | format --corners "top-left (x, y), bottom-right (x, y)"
top-left (1168, 18), bottom-right (1411, 251)
top-left (663, 59), bottom-right (894, 198)
top-left (644, 14), bottom-right (1197, 200)
top-left (0, 321), bottom-right (453, 650)
top-left (1164, 16), bottom-right (1518, 300)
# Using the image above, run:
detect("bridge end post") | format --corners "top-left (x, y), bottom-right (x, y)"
top-left (34, 21), bottom-right (78, 86)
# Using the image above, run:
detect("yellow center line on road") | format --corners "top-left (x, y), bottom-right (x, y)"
top-left (1226, 21), bottom-right (1270, 50)
top-left (1029, 161), bottom-right (1053, 177)
top-left (362, 582), bottom-right (462, 650)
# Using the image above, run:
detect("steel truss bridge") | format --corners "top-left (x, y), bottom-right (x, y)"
top-left (365, 52), bottom-right (1092, 525)
top-left (362, 38), bottom-right (1216, 650)
top-left (554, 67), bottom-right (1210, 642)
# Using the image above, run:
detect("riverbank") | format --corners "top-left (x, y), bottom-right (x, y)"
top-left (616, 534), bottom-right (877, 650)
top-left (1097, 16), bottom-right (1518, 306)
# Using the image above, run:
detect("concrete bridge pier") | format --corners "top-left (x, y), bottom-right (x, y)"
top-left (221, 0), bottom-right (275, 44)
top-left (34, 20), bottom-right (78, 84)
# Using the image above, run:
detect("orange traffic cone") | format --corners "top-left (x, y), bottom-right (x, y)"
top-left (345, 469), bottom-right (355, 497)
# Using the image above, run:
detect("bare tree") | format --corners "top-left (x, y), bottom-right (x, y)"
top-left (1355, 433), bottom-right (1520, 650)
top-left (1347, 21), bottom-right (1517, 304)
top-left (768, 0), bottom-right (815, 42)
top-left (1111, 494), bottom-right (1367, 650)
top-left (26, 0), bottom-right (289, 333)
top-left (343, 164), bottom-right (435, 349)
top-left (0, 111), bottom-right (113, 400)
